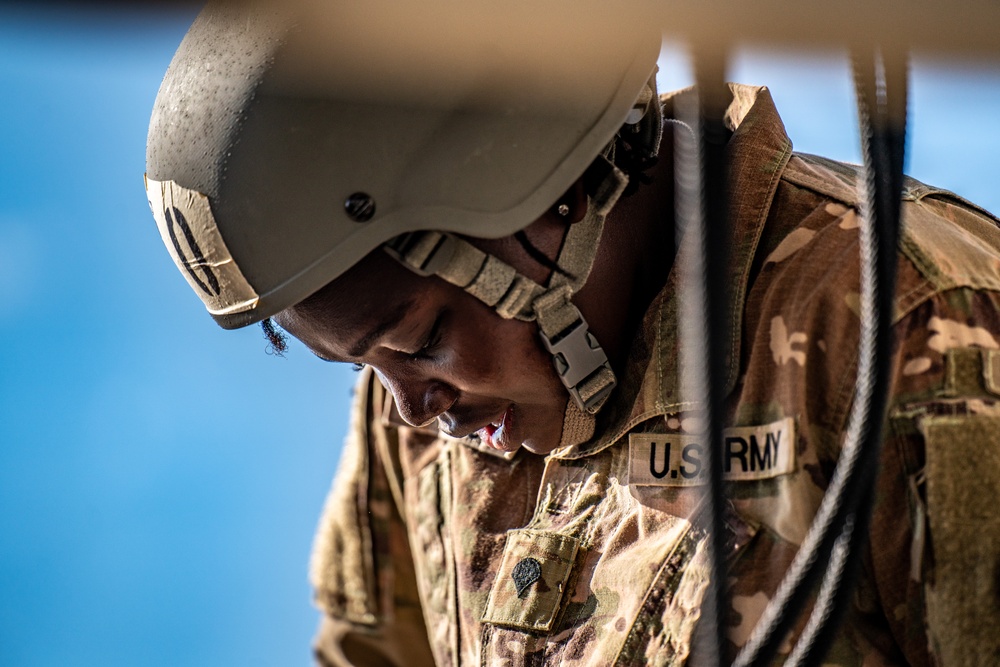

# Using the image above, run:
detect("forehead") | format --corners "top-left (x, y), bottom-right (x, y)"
top-left (275, 249), bottom-right (431, 357)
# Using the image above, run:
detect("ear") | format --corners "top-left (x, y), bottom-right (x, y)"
top-left (552, 177), bottom-right (588, 225)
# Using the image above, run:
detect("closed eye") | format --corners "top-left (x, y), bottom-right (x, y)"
top-left (409, 311), bottom-right (444, 361)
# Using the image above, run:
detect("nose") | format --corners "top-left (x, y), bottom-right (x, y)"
top-left (377, 371), bottom-right (458, 428)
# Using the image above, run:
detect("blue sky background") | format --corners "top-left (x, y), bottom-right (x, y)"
top-left (0, 4), bottom-right (997, 666)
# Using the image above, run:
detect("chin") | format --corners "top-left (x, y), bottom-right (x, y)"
top-left (519, 433), bottom-right (560, 456)
top-left (514, 405), bottom-right (565, 455)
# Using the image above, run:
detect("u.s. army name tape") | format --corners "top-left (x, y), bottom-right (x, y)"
top-left (628, 417), bottom-right (795, 486)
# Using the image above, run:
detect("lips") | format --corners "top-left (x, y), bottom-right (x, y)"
top-left (477, 405), bottom-right (516, 452)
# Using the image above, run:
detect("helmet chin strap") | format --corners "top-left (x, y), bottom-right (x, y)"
top-left (386, 73), bottom-right (661, 449)
top-left (535, 163), bottom-right (628, 448)
top-left (383, 171), bottom-right (623, 449)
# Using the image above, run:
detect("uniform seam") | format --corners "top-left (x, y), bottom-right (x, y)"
top-left (728, 139), bottom-right (794, 392)
top-left (611, 523), bottom-right (701, 666)
top-left (779, 156), bottom-right (859, 206)
top-left (551, 403), bottom-right (700, 462)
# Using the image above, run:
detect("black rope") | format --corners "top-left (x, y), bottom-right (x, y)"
top-left (732, 48), bottom-right (907, 667)
top-left (692, 53), bottom-right (733, 667)
top-left (785, 50), bottom-right (908, 667)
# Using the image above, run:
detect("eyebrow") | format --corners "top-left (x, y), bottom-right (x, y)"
top-left (346, 298), bottom-right (417, 358)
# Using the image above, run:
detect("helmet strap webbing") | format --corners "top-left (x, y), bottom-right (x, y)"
top-left (386, 227), bottom-right (617, 448)
top-left (384, 231), bottom-right (543, 320)
top-left (384, 158), bottom-right (625, 448)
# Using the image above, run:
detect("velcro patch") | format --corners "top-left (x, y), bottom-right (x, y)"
top-left (145, 175), bottom-right (259, 316)
top-left (628, 417), bottom-right (795, 486)
top-left (481, 530), bottom-right (579, 632)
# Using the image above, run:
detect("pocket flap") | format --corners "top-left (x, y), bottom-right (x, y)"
top-left (481, 529), bottom-right (580, 632)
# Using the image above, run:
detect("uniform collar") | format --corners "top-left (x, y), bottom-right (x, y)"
top-left (553, 84), bottom-right (793, 460)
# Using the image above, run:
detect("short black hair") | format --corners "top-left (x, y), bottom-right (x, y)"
top-left (260, 317), bottom-right (288, 356)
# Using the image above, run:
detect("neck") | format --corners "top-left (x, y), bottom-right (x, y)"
top-left (574, 143), bottom-right (676, 373)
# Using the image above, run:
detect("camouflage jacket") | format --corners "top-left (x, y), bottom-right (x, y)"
top-left (309, 85), bottom-right (1000, 666)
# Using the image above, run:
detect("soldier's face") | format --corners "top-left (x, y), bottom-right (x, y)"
top-left (275, 248), bottom-right (569, 455)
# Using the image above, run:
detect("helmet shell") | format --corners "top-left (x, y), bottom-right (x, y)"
top-left (146, 0), bottom-right (661, 328)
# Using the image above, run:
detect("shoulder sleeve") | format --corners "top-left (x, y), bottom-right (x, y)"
top-left (738, 161), bottom-right (1000, 663)
top-left (872, 191), bottom-right (1000, 665)
top-left (309, 368), bottom-right (435, 667)
top-left (310, 368), bottom-right (380, 625)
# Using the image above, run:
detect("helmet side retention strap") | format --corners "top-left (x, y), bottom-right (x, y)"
top-left (383, 236), bottom-right (612, 417)
top-left (533, 152), bottom-right (629, 415)
top-left (384, 152), bottom-right (626, 422)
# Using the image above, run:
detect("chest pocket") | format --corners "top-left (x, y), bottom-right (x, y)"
top-left (481, 529), bottom-right (581, 632)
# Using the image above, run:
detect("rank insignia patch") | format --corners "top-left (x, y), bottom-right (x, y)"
top-left (512, 557), bottom-right (542, 598)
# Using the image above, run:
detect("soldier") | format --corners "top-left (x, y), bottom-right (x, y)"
top-left (145, 2), bottom-right (1000, 665)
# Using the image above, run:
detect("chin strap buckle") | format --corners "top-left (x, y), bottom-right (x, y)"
top-left (538, 306), bottom-right (617, 415)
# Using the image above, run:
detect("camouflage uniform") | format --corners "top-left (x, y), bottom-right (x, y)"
top-left (309, 85), bottom-right (1000, 666)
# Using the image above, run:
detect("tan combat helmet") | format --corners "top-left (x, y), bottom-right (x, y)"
top-left (145, 0), bottom-right (662, 446)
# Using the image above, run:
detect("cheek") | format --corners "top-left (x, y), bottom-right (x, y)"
top-left (451, 311), bottom-right (562, 399)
